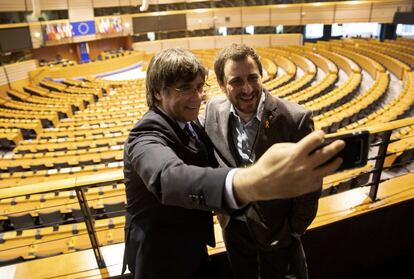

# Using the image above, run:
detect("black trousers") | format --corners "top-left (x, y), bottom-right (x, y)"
top-left (124, 219), bottom-right (217, 279)
top-left (223, 218), bottom-right (308, 279)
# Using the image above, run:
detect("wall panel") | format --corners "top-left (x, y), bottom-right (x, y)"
top-left (132, 34), bottom-right (303, 53)
top-left (33, 44), bottom-right (78, 62)
top-left (242, 35), bottom-right (270, 48)
top-left (0, 0), bottom-right (26, 12)
top-left (186, 10), bottom-right (214, 30)
top-left (132, 40), bottom-right (162, 53)
top-left (241, 6), bottom-right (270, 27)
top-left (29, 23), bottom-right (42, 49)
top-left (4, 60), bottom-right (37, 83)
top-left (270, 6), bottom-right (301, 26)
top-left (270, 34), bottom-right (302, 46)
top-left (94, 0), bottom-right (119, 8)
top-left (122, 15), bottom-right (133, 35)
top-left (334, 2), bottom-right (371, 23)
top-left (161, 38), bottom-right (189, 49)
top-left (302, 5), bottom-right (334, 24)
top-left (188, 36), bottom-right (215, 50)
top-left (39, 0), bottom-right (68, 10)
top-left (120, 0), bottom-right (135, 7)
top-left (0, 67), bottom-right (8, 86)
top-left (371, 2), bottom-right (413, 23)
top-left (213, 8), bottom-right (241, 28)
top-left (68, 0), bottom-right (94, 22)
top-left (215, 35), bottom-right (242, 49)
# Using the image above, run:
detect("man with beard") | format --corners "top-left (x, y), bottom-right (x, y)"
top-left (203, 44), bottom-right (321, 279)
top-left (123, 47), bottom-right (343, 279)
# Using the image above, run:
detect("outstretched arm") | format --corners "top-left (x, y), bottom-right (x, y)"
top-left (232, 130), bottom-right (344, 204)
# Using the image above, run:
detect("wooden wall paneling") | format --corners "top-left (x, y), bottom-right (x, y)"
top-left (0, 67), bottom-right (8, 86)
top-left (132, 40), bottom-right (162, 53)
top-left (161, 38), bottom-right (189, 50)
top-left (370, 1), bottom-right (413, 23)
top-left (93, 0), bottom-right (118, 8)
top-left (88, 37), bottom-right (128, 60)
top-left (188, 36), bottom-right (215, 50)
top-left (39, 0), bottom-right (68, 10)
top-left (119, 0), bottom-right (134, 7)
top-left (4, 60), bottom-right (37, 83)
top-left (186, 10), bottom-right (214, 31)
top-left (334, 2), bottom-right (371, 23)
top-left (155, 0), bottom-right (181, 4)
top-left (270, 34), bottom-right (303, 46)
top-left (32, 44), bottom-right (78, 62)
top-left (215, 35), bottom-right (242, 49)
top-left (6, 61), bottom-right (37, 82)
top-left (25, 0), bottom-right (33, 11)
top-left (68, 0), bottom-right (94, 22)
top-left (29, 23), bottom-right (42, 49)
top-left (270, 6), bottom-right (301, 26)
top-left (242, 34), bottom-right (270, 48)
top-left (301, 4), bottom-right (335, 25)
top-left (72, 34), bottom-right (97, 43)
top-left (0, 0), bottom-right (27, 12)
top-left (212, 8), bottom-right (242, 28)
top-left (241, 6), bottom-right (270, 27)
top-left (121, 15), bottom-right (133, 36)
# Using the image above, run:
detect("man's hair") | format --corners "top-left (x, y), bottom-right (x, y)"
top-left (146, 48), bottom-right (207, 108)
top-left (214, 43), bottom-right (263, 84)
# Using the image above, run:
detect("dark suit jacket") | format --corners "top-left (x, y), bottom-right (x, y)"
top-left (203, 91), bottom-right (321, 250)
top-left (124, 107), bottom-right (230, 278)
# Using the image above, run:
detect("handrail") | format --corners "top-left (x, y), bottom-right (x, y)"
top-left (0, 169), bottom-right (123, 200)
top-left (3, 116), bottom-right (414, 201)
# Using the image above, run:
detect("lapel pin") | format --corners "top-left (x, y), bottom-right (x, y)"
top-left (265, 120), bottom-right (270, 129)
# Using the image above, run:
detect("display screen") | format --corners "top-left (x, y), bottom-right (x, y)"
top-left (0, 27), bottom-right (33, 52)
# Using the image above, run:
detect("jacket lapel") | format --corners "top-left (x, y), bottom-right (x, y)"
top-left (254, 91), bottom-right (284, 158)
top-left (209, 100), bottom-right (237, 167)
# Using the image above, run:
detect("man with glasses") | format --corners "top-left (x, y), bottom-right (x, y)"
top-left (203, 43), bottom-right (320, 279)
top-left (123, 48), bottom-right (344, 279)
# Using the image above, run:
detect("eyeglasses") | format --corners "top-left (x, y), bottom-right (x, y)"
top-left (171, 83), bottom-right (210, 96)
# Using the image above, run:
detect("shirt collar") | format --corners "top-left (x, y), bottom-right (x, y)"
top-left (156, 105), bottom-right (187, 129)
top-left (229, 91), bottom-right (265, 123)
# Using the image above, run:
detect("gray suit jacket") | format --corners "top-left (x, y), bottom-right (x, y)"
top-left (203, 91), bottom-right (321, 250)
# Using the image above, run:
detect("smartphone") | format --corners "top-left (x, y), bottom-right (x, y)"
top-left (320, 130), bottom-right (370, 172)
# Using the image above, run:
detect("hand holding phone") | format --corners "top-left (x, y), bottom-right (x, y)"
top-left (321, 131), bottom-right (370, 172)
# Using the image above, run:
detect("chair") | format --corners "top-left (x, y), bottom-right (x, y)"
top-left (0, 256), bottom-right (24, 267)
top-left (8, 213), bottom-right (36, 233)
top-left (103, 202), bottom-right (125, 218)
top-left (39, 211), bottom-right (64, 231)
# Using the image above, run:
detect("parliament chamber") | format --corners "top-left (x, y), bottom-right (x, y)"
top-left (0, 0), bottom-right (414, 278)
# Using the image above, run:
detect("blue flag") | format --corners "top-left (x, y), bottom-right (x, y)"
top-left (71, 21), bottom-right (96, 36)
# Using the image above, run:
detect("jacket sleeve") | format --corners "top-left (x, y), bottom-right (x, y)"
top-left (125, 130), bottom-right (231, 211)
top-left (290, 110), bottom-right (322, 234)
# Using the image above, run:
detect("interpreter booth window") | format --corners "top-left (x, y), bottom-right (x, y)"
top-left (305, 24), bottom-right (324, 39)
top-left (218, 27), bottom-right (228, 36)
top-left (338, 23), bottom-right (381, 38)
top-left (245, 25), bottom-right (255, 35)
top-left (396, 24), bottom-right (414, 37)
top-left (276, 25), bottom-right (284, 34)
top-left (331, 23), bottom-right (343, 37)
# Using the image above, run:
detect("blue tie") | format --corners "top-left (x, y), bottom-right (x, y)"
top-left (184, 123), bottom-right (199, 143)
